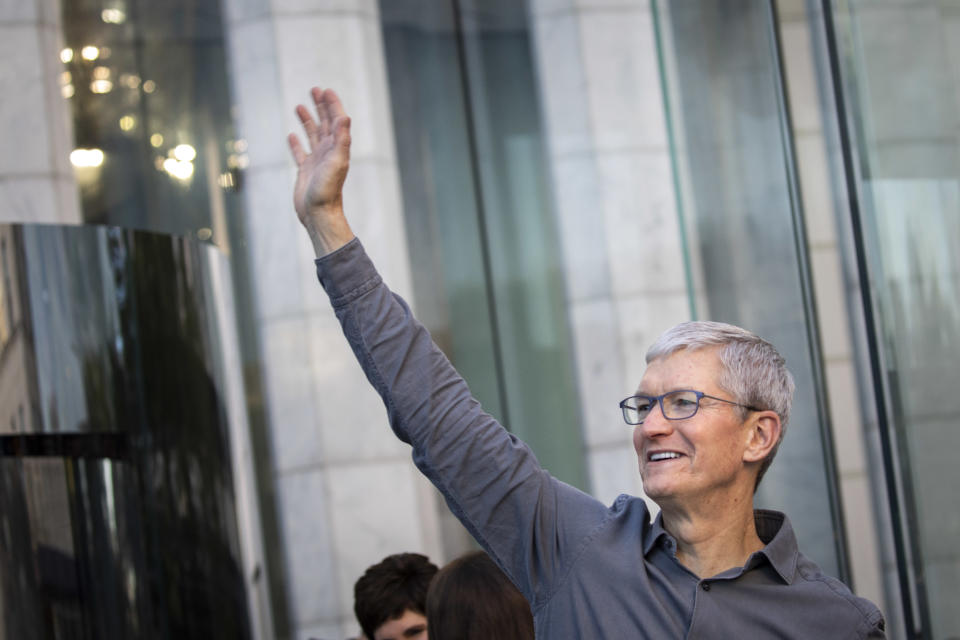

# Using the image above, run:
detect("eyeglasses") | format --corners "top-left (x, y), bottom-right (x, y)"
top-left (619, 390), bottom-right (760, 425)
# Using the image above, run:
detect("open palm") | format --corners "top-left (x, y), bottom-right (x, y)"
top-left (288, 88), bottom-right (352, 225)
top-left (287, 87), bottom-right (355, 255)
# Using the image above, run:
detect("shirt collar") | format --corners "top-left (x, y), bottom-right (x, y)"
top-left (753, 509), bottom-right (799, 584)
top-left (643, 510), bottom-right (671, 555)
top-left (642, 508), bottom-right (800, 584)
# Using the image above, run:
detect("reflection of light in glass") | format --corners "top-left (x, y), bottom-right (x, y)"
top-left (119, 115), bottom-right (135, 131)
top-left (81, 46), bottom-right (100, 61)
top-left (60, 48), bottom-right (74, 63)
top-left (70, 148), bottom-right (105, 168)
top-left (218, 172), bottom-right (236, 189)
top-left (142, 80), bottom-right (156, 93)
top-left (60, 71), bottom-right (72, 85)
top-left (93, 66), bottom-right (111, 80)
top-left (150, 133), bottom-right (163, 147)
top-left (173, 144), bottom-right (196, 162)
top-left (90, 79), bottom-right (113, 94)
top-left (162, 158), bottom-right (194, 181)
top-left (197, 228), bottom-right (213, 241)
top-left (234, 139), bottom-right (248, 153)
top-left (119, 73), bottom-right (140, 89)
top-left (61, 84), bottom-right (75, 99)
top-left (226, 153), bottom-right (251, 169)
top-left (101, 8), bottom-right (126, 23)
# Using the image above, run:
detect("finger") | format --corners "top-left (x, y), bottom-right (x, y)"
top-left (333, 115), bottom-right (351, 150)
top-left (313, 87), bottom-right (330, 138)
top-left (287, 133), bottom-right (307, 165)
top-left (325, 88), bottom-right (348, 120)
top-left (296, 104), bottom-right (321, 148)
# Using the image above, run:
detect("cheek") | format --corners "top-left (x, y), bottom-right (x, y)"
top-left (632, 426), bottom-right (643, 454)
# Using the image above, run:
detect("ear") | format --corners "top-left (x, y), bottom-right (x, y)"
top-left (742, 411), bottom-right (782, 463)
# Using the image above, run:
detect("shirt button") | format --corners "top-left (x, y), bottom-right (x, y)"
top-left (701, 582), bottom-right (711, 591)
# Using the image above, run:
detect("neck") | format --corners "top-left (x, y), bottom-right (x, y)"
top-left (658, 487), bottom-right (763, 579)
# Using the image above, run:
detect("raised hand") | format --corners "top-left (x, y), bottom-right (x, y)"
top-left (288, 87), bottom-right (356, 256)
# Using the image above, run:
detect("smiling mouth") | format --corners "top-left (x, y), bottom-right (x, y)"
top-left (648, 451), bottom-right (684, 462)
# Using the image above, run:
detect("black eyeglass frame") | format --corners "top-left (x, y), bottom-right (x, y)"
top-left (619, 389), bottom-right (761, 425)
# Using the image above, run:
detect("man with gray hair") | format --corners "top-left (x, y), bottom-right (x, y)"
top-left (287, 88), bottom-right (885, 638)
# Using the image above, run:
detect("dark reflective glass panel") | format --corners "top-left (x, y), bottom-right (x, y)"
top-left (0, 225), bottom-right (250, 638)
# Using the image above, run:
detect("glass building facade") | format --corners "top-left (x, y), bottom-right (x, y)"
top-left (1, 0), bottom-right (957, 637)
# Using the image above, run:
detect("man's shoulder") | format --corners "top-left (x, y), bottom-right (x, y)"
top-left (794, 552), bottom-right (885, 631)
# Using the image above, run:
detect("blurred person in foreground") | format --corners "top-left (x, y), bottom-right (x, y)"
top-left (353, 553), bottom-right (437, 640)
top-left (426, 551), bottom-right (534, 640)
top-left (287, 87), bottom-right (885, 638)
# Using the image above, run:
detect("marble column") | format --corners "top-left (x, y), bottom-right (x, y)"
top-left (222, 1), bottom-right (442, 638)
top-left (528, 0), bottom-right (689, 509)
top-left (0, 0), bottom-right (80, 224)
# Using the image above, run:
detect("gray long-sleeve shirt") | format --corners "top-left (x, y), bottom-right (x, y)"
top-left (316, 238), bottom-right (885, 639)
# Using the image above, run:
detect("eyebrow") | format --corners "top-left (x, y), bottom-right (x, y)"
top-left (402, 625), bottom-right (426, 638)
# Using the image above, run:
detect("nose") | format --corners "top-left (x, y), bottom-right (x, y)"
top-left (638, 400), bottom-right (674, 439)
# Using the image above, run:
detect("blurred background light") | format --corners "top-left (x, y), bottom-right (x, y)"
top-left (90, 79), bottom-right (113, 94)
top-left (70, 148), bottom-right (105, 168)
top-left (162, 158), bottom-right (194, 181)
top-left (101, 8), bottom-right (126, 24)
top-left (173, 144), bottom-right (196, 162)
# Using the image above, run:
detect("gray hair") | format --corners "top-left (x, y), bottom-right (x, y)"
top-left (645, 320), bottom-right (795, 489)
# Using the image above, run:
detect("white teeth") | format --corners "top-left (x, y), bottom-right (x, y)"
top-left (649, 452), bottom-right (682, 462)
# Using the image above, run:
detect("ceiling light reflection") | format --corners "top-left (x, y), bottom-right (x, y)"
top-left (61, 84), bottom-right (75, 99)
top-left (120, 73), bottom-right (140, 89)
top-left (119, 115), bottom-right (135, 131)
top-left (173, 144), bottom-right (196, 162)
top-left (150, 133), bottom-right (164, 147)
top-left (60, 48), bottom-right (74, 63)
top-left (70, 148), bottom-right (105, 168)
top-left (142, 80), bottom-right (156, 93)
top-left (90, 79), bottom-right (113, 94)
top-left (101, 8), bottom-right (126, 23)
top-left (81, 46), bottom-right (100, 61)
top-left (162, 158), bottom-right (194, 181)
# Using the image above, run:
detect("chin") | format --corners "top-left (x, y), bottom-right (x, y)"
top-left (641, 479), bottom-right (674, 501)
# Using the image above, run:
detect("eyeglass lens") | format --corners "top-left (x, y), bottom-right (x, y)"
top-left (622, 390), bottom-right (700, 423)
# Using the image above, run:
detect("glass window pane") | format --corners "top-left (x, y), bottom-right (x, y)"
top-left (655, 0), bottom-right (842, 576)
top-left (831, 1), bottom-right (960, 635)
top-left (380, 0), bottom-right (588, 490)
top-left (61, 0), bottom-right (241, 246)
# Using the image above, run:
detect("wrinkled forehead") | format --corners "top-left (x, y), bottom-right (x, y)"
top-left (637, 345), bottom-right (725, 393)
